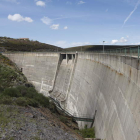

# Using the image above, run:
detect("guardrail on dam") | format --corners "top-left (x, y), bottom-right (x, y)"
top-left (3, 48), bottom-right (140, 140)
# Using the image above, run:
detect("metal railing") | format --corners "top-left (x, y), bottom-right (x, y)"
top-left (49, 96), bottom-right (96, 122)
top-left (103, 46), bottom-right (140, 60)
top-left (87, 46), bottom-right (139, 57)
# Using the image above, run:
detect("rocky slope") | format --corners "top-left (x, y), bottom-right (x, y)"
top-left (0, 105), bottom-right (82, 140)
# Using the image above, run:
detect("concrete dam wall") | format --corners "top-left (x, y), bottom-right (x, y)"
top-left (4, 52), bottom-right (60, 96)
top-left (3, 52), bottom-right (140, 140)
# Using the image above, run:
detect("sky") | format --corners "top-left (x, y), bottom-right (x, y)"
top-left (1, 0), bottom-right (140, 48)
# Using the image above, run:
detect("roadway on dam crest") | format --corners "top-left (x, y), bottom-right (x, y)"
top-left (3, 52), bottom-right (140, 140)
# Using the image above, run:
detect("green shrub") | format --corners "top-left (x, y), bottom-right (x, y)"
top-left (59, 116), bottom-right (68, 123)
top-left (27, 98), bottom-right (39, 107)
top-left (0, 87), bottom-right (4, 93)
top-left (77, 127), bottom-right (95, 138)
top-left (15, 97), bottom-right (39, 107)
top-left (2, 88), bottom-right (21, 97)
top-left (49, 102), bottom-right (57, 113)
top-left (16, 86), bottom-right (28, 96)
top-left (24, 87), bottom-right (37, 98)
top-left (34, 93), bottom-right (49, 108)
top-left (0, 96), bottom-right (13, 105)
top-left (0, 86), bottom-right (50, 108)
top-left (15, 97), bottom-right (28, 106)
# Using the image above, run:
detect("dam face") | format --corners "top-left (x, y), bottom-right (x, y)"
top-left (3, 52), bottom-right (140, 140)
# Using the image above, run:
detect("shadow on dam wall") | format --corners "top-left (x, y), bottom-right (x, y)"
top-left (3, 52), bottom-right (140, 140)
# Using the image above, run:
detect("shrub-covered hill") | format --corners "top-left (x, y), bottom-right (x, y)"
top-left (0, 37), bottom-right (63, 52)
top-left (64, 45), bottom-right (136, 52)
top-left (0, 53), bottom-right (27, 90)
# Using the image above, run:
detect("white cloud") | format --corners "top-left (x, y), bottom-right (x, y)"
top-left (64, 26), bottom-right (68, 29)
top-left (111, 37), bottom-right (128, 44)
top-left (36, 1), bottom-right (45, 7)
top-left (111, 40), bottom-right (119, 44)
top-left (41, 17), bottom-right (52, 25)
top-left (119, 37), bottom-right (128, 43)
top-left (50, 24), bottom-right (59, 30)
top-left (78, 1), bottom-right (85, 4)
top-left (123, 0), bottom-right (140, 27)
top-left (8, 14), bottom-right (33, 22)
top-left (24, 17), bottom-right (33, 22)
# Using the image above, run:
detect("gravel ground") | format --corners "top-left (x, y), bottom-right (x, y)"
top-left (0, 105), bottom-right (81, 140)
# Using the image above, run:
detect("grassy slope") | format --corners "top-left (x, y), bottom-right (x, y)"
top-left (0, 37), bottom-right (63, 52)
top-left (0, 54), bottom-right (27, 90)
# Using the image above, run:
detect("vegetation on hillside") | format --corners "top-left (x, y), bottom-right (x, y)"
top-left (64, 44), bottom-right (136, 52)
top-left (0, 86), bottom-right (50, 108)
top-left (76, 127), bottom-right (95, 138)
top-left (0, 54), bottom-right (51, 108)
top-left (0, 36), bottom-right (63, 52)
top-left (0, 54), bottom-right (27, 91)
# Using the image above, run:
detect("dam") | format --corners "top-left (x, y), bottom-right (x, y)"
top-left (3, 49), bottom-right (140, 140)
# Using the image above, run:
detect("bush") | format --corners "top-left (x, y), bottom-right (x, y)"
top-left (0, 86), bottom-right (50, 108)
top-left (49, 102), bottom-right (57, 113)
top-left (15, 97), bottom-right (28, 106)
top-left (77, 127), bottom-right (95, 138)
top-left (59, 116), bottom-right (68, 124)
top-left (16, 86), bottom-right (28, 96)
top-left (15, 97), bottom-right (39, 107)
top-left (25, 87), bottom-right (37, 98)
top-left (34, 93), bottom-right (49, 108)
top-left (2, 88), bottom-right (21, 97)
top-left (0, 96), bottom-right (13, 105)
top-left (27, 98), bottom-right (39, 107)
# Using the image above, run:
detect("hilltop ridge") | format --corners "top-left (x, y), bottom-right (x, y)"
top-left (0, 37), bottom-right (63, 52)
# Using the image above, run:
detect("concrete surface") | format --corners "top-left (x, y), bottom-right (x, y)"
top-left (3, 52), bottom-right (140, 140)
top-left (4, 52), bottom-right (59, 96)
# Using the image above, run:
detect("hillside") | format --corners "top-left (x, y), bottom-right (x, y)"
top-left (0, 54), bottom-right (27, 91)
top-left (0, 37), bottom-right (63, 52)
top-left (64, 45), bottom-right (136, 52)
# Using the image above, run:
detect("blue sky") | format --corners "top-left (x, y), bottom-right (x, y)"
top-left (0, 0), bottom-right (140, 48)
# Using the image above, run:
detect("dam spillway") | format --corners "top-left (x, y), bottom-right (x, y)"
top-left (50, 53), bottom-right (76, 106)
top-left (3, 52), bottom-right (140, 140)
